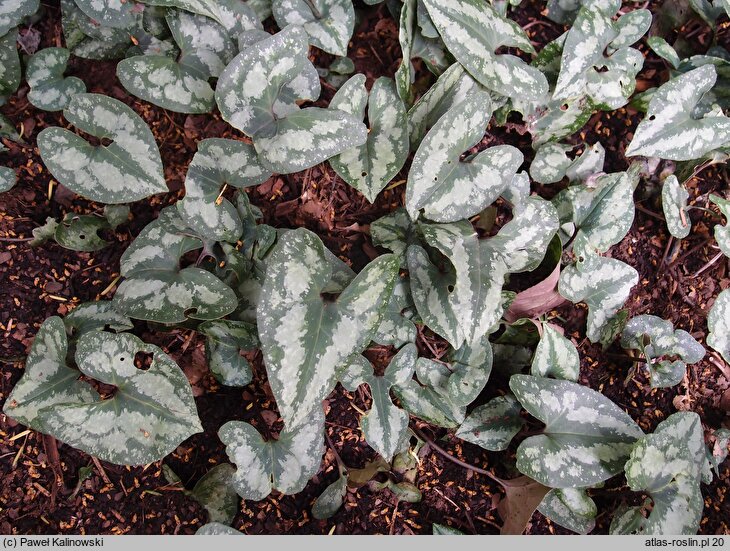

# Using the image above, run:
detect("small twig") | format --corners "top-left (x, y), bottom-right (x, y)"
top-left (692, 252), bottom-right (724, 278)
top-left (0, 236), bottom-right (32, 242)
top-left (324, 430), bottom-right (347, 475)
top-left (92, 456), bottom-right (112, 486)
top-left (635, 204), bottom-right (665, 221)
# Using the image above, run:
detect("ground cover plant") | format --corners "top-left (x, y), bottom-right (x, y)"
top-left (0, 0), bottom-right (729, 536)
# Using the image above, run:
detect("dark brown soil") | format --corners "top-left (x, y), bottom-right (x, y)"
top-left (1, 0), bottom-right (728, 537)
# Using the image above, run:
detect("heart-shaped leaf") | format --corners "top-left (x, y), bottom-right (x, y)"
top-left (60, 0), bottom-right (133, 61)
top-left (707, 289), bottom-right (730, 364)
top-left (662, 175), bottom-right (691, 239)
top-left (710, 194), bottom-right (730, 256)
top-left (537, 488), bottom-right (597, 534)
top-left (510, 374), bottom-right (644, 488)
top-left (139, 0), bottom-right (262, 28)
top-left (531, 323), bottom-right (580, 382)
top-left (455, 394), bottom-right (524, 451)
top-left (118, 10), bottom-right (236, 114)
top-left (329, 75), bottom-right (408, 203)
top-left (26, 47), bottom-right (86, 111)
top-left (624, 412), bottom-right (706, 534)
top-left (272, 0), bottom-right (354, 56)
top-left (0, 0), bottom-right (38, 36)
top-left (63, 301), bottom-right (134, 336)
top-left (113, 208), bottom-right (238, 323)
top-left (406, 91), bottom-right (523, 223)
top-left (407, 63), bottom-right (482, 150)
top-left (257, 228), bottom-right (399, 429)
top-left (421, 0), bottom-right (547, 100)
top-left (2, 317), bottom-right (97, 428)
top-left (626, 66), bottom-right (730, 161)
top-left (177, 138), bottom-right (271, 241)
top-left (198, 320), bottom-right (258, 387)
top-left (219, 406), bottom-right (325, 500)
top-left (73, 0), bottom-right (137, 29)
top-left (621, 314), bottom-right (705, 388)
top-left (37, 93), bottom-right (167, 204)
top-left (340, 344), bottom-right (417, 460)
top-left (559, 242), bottom-right (638, 343)
top-left (35, 331), bottom-right (203, 465)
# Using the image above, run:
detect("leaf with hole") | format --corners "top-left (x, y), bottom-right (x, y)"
top-left (257, 228), bottom-right (399, 429)
top-left (63, 302), bottom-right (134, 336)
top-left (113, 208), bottom-right (238, 323)
top-left (219, 406), bottom-right (324, 500)
top-left (26, 47), bottom-right (86, 111)
top-left (33, 331), bottom-right (203, 465)
top-left (37, 93), bottom-right (166, 204)
top-left (406, 91), bottom-right (522, 223)
top-left (421, 0), bottom-right (548, 100)
top-left (329, 75), bottom-right (408, 203)
top-left (510, 374), bottom-right (644, 488)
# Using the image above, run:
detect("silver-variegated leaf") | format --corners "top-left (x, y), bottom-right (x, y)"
top-left (407, 63), bottom-right (482, 150)
top-left (340, 344), bottom-right (417, 461)
top-left (406, 91), bottom-right (523, 223)
top-left (329, 75), bottom-right (408, 203)
top-left (0, 167), bottom-right (16, 192)
top-left (537, 488), bottom-right (597, 534)
top-left (421, 0), bottom-right (548, 100)
top-left (2, 317), bottom-right (97, 428)
top-left (73, 0), bottom-right (136, 29)
top-left (272, 0), bottom-right (354, 56)
top-left (35, 331), bottom-right (203, 465)
top-left (510, 374), bottom-right (644, 488)
top-left (662, 175), bottom-right (691, 239)
top-left (710, 194), bottom-right (730, 257)
top-left (531, 142), bottom-right (605, 185)
top-left (312, 474), bottom-right (347, 519)
top-left (26, 47), bottom-right (86, 111)
top-left (196, 523), bottom-right (242, 535)
top-left (624, 412), bottom-right (705, 535)
top-left (219, 406), bottom-right (325, 500)
top-left (370, 208), bottom-right (416, 267)
top-left (199, 320), bottom-right (258, 387)
top-left (621, 314), bottom-right (705, 388)
top-left (37, 93), bottom-right (167, 204)
top-left (531, 323), bottom-right (580, 382)
top-left (190, 464), bottom-right (239, 525)
top-left (395, 0), bottom-right (415, 104)
top-left (0, 0), bottom-right (38, 36)
top-left (559, 244), bottom-right (638, 343)
top-left (0, 29), bottom-right (21, 103)
top-left (647, 36), bottom-right (680, 69)
top-left (63, 301), bottom-right (133, 336)
top-left (257, 228), bottom-right (399, 429)
top-left (626, 66), bottom-right (730, 161)
top-left (114, 208), bottom-right (238, 323)
top-left (118, 10), bottom-right (236, 113)
top-left (707, 289), bottom-right (730, 364)
top-left (454, 394), bottom-right (523, 451)
top-left (373, 278), bottom-right (417, 348)
top-left (177, 138), bottom-right (271, 241)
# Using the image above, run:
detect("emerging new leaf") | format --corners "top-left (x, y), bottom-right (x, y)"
top-left (37, 93), bottom-right (167, 204)
top-left (0, 0), bottom-right (39, 36)
top-left (257, 228), bottom-right (399, 428)
top-left (662, 175), bottom-right (691, 239)
top-left (511, 375), bottom-right (644, 488)
top-left (531, 323), bottom-right (580, 382)
top-left (707, 289), bottom-right (730, 364)
top-left (710, 194), bottom-right (730, 257)
top-left (0, 29), bottom-right (21, 104)
top-left (198, 320), bottom-right (258, 387)
top-left (272, 0), bottom-right (354, 56)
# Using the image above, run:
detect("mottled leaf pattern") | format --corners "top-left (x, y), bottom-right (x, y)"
top-left (395, 0), bottom-right (415, 104)
top-left (710, 194), bottom-right (730, 257)
top-left (272, 0), bottom-right (354, 56)
top-left (511, 375), bottom-right (644, 488)
top-left (0, 167), bottom-right (17, 192)
top-left (626, 66), bottom-right (730, 161)
top-left (647, 36), bottom-right (680, 69)
top-left (624, 412), bottom-right (706, 534)
top-left (559, 244), bottom-right (638, 343)
top-left (114, 208), bottom-right (238, 323)
top-left (36, 331), bottom-right (203, 465)
top-left (219, 406), bottom-right (325, 500)
top-left (63, 302), bottom-right (133, 336)
top-left (662, 176), bottom-right (691, 239)
top-left (73, 0), bottom-right (136, 29)
top-left (455, 394), bottom-right (523, 451)
top-left (373, 278), bottom-right (417, 347)
top-left (37, 94), bottom-right (167, 204)
top-left (621, 314), bottom-right (705, 388)
top-left (370, 208), bottom-right (416, 267)
top-left (177, 138), bottom-right (271, 241)
top-left (257, 228), bottom-right (399, 428)
top-left (0, 29), bottom-right (21, 103)
top-left (340, 344), bottom-right (417, 460)
top-left (531, 323), bottom-right (580, 381)
top-left (199, 320), bottom-right (258, 387)
top-left (196, 523), bottom-right (242, 535)
top-left (26, 48), bottom-right (86, 111)
top-left (312, 474), bottom-right (347, 519)
top-left (118, 11), bottom-right (235, 113)
top-left (537, 488), bottom-right (597, 534)
top-left (407, 91), bottom-right (522, 223)
top-left (190, 464), bottom-right (239, 525)
top-left (421, 0), bottom-right (548, 100)
top-left (3, 317), bottom-right (97, 428)
top-left (329, 75), bottom-right (408, 202)
top-left (707, 289), bottom-right (730, 364)
top-left (0, 0), bottom-right (38, 36)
